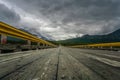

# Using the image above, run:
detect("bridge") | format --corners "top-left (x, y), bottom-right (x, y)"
top-left (0, 22), bottom-right (56, 53)
top-left (0, 22), bottom-right (120, 80)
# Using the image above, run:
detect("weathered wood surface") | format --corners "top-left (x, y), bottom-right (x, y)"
top-left (0, 47), bottom-right (120, 80)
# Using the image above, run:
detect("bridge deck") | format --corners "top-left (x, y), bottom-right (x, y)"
top-left (0, 47), bottom-right (120, 80)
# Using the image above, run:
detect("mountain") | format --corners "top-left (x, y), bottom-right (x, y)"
top-left (19, 28), bottom-right (52, 40)
top-left (55, 29), bottom-right (120, 46)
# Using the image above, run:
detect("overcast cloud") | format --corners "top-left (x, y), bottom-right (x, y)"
top-left (0, 0), bottom-right (120, 40)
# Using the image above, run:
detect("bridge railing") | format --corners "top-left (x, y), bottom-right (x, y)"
top-left (71, 42), bottom-right (120, 51)
top-left (0, 21), bottom-right (56, 53)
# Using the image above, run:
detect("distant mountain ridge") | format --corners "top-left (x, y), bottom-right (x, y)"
top-left (56, 29), bottom-right (120, 46)
top-left (19, 28), bottom-right (51, 40)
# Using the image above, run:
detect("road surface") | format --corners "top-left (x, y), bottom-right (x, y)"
top-left (0, 47), bottom-right (120, 80)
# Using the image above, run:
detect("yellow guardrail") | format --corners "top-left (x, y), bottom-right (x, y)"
top-left (0, 21), bottom-right (56, 47)
top-left (71, 42), bottom-right (120, 48)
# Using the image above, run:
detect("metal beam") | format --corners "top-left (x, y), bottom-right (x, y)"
top-left (0, 21), bottom-right (56, 47)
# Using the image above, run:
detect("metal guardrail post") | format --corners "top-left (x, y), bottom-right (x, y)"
top-left (1, 34), bottom-right (7, 44)
top-left (27, 40), bottom-right (31, 45)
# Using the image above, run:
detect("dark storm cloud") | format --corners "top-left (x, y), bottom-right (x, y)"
top-left (2, 0), bottom-right (120, 40)
top-left (6, 0), bottom-right (120, 23)
top-left (15, 0), bottom-right (120, 21)
top-left (0, 3), bottom-right (20, 25)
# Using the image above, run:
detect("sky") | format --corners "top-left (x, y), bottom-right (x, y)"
top-left (0, 0), bottom-right (120, 40)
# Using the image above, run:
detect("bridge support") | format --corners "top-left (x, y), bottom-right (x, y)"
top-left (27, 40), bottom-right (31, 45)
top-left (37, 42), bottom-right (40, 49)
top-left (1, 34), bottom-right (7, 44)
top-left (110, 46), bottom-right (113, 50)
